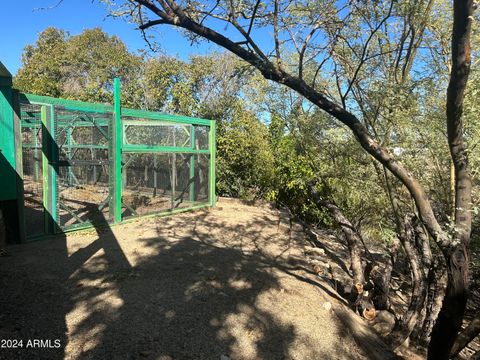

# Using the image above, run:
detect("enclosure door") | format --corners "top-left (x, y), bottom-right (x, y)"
top-left (55, 108), bottom-right (113, 230)
top-left (20, 104), bottom-right (114, 237)
top-left (20, 103), bottom-right (46, 238)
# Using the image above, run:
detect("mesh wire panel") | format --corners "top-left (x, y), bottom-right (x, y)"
top-left (20, 103), bottom-right (44, 237)
top-left (122, 153), bottom-right (209, 217)
top-left (123, 118), bottom-right (192, 147)
top-left (19, 100), bottom-right (211, 237)
top-left (55, 108), bottom-right (112, 228)
top-left (194, 125), bottom-right (209, 150)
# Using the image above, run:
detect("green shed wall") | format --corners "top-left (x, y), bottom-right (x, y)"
top-left (0, 62), bottom-right (17, 201)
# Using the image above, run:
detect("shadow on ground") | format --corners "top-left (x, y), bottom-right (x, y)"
top-left (0, 201), bottom-right (369, 360)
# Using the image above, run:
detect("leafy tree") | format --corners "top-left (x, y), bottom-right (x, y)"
top-left (15, 29), bottom-right (274, 201)
top-left (216, 102), bottom-right (274, 198)
top-left (109, 0), bottom-right (478, 357)
top-left (15, 27), bottom-right (143, 107)
top-left (15, 27), bottom-right (67, 97)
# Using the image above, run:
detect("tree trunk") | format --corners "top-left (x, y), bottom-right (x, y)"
top-left (428, 245), bottom-right (470, 359)
top-left (428, 0), bottom-right (474, 356)
top-left (471, 349), bottom-right (480, 360)
top-left (137, 2), bottom-right (452, 253)
top-left (387, 215), bottom-right (428, 349)
top-left (409, 217), bottom-right (434, 345)
top-left (371, 238), bottom-right (399, 311)
top-left (418, 266), bottom-right (448, 348)
top-left (368, 160), bottom-right (401, 311)
top-left (308, 183), bottom-right (365, 286)
top-left (132, 1), bottom-right (474, 355)
top-left (450, 315), bottom-right (480, 358)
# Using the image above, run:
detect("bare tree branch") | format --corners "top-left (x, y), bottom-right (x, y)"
top-left (342, 0), bottom-right (395, 103)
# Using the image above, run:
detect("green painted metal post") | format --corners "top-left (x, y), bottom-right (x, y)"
top-left (50, 106), bottom-right (58, 232)
top-left (208, 120), bottom-right (216, 207)
top-left (41, 106), bottom-right (50, 233)
top-left (34, 127), bottom-right (40, 182)
top-left (113, 78), bottom-right (122, 223)
top-left (67, 126), bottom-right (73, 186)
top-left (41, 105), bottom-right (57, 234)
top-left (189, 125), bottom-right (195, 202)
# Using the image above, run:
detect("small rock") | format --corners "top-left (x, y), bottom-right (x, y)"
top-left (220, 355), bottom-right (231, 360)
top-left (140, 350), bottom-right (151, 357)
top-left (370, 310), bottom-right (395, 336)
top-left (165, 310), bottom-right (176, 319)
top-left (322, 302), bottom-right (332, 311)
top-left (305, 246), bottom-right (326, 256)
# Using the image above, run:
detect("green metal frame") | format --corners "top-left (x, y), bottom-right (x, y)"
top-left (209, 120), bottom-right (216, 207)
top-left (11, 77), bottom-right (216, 241)
top-left (113, 78), bottom-right (122, 223)
top-left (40, 105), bottom-right (58, 234)
top-left (20, 93), bottom-right (212, 125)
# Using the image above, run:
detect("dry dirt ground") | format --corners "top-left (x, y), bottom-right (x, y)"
top-left (0, 198), bottom-right (385, 360)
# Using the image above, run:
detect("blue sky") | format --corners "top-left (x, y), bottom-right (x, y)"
top-left (0, 0), bottom-right (224, 75)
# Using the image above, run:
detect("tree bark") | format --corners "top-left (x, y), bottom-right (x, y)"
top-left (428, 0), bottom-right (474, 357)
top-left (331, 294), bottom-right (400, 360)
top-left (135, 0), bottom-right (451, 251)
top-left (130, 1), bottom-right (474, 354)
top-left (387, 215), bottom-right (428, 349)
top-left (308, 184), bottom-right (365, 286)
top-left (371, 238), bottom-right (399, 311)
top-left (450, 315), bottom-right (480, 358)
top-left (471, 349), bottom-right (480, 360)
top-left (418, 265), bottom-right (448, 348)
top-left (409, 217), bottom-right (433, 345)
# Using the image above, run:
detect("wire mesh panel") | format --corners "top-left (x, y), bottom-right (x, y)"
top-left (122, 153), bottom-right (210, 217)
top-left (194, 154), bottom-right (210, 202)
top-left (20, 103), bottom-right (44, 237)
top-left (18, 91), bottom-right (214, 240)
top-left (123, 120), bottom-right (192, 147)
top-left (55, 108), bottom-right (112, 229)
top-left (194, 125), bottom-right (209, 150)
top-left (121, 116), bottom-right (211, 218)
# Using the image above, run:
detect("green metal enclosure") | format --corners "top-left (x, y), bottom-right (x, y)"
top-left (1, 66), bottom-right (216, 242)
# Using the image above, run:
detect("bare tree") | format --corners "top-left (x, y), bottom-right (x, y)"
top-left (113, 0), bottom-right (475, 357)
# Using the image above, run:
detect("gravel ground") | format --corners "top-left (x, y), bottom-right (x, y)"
top-left (0, 198), bottom-right (367, 360)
